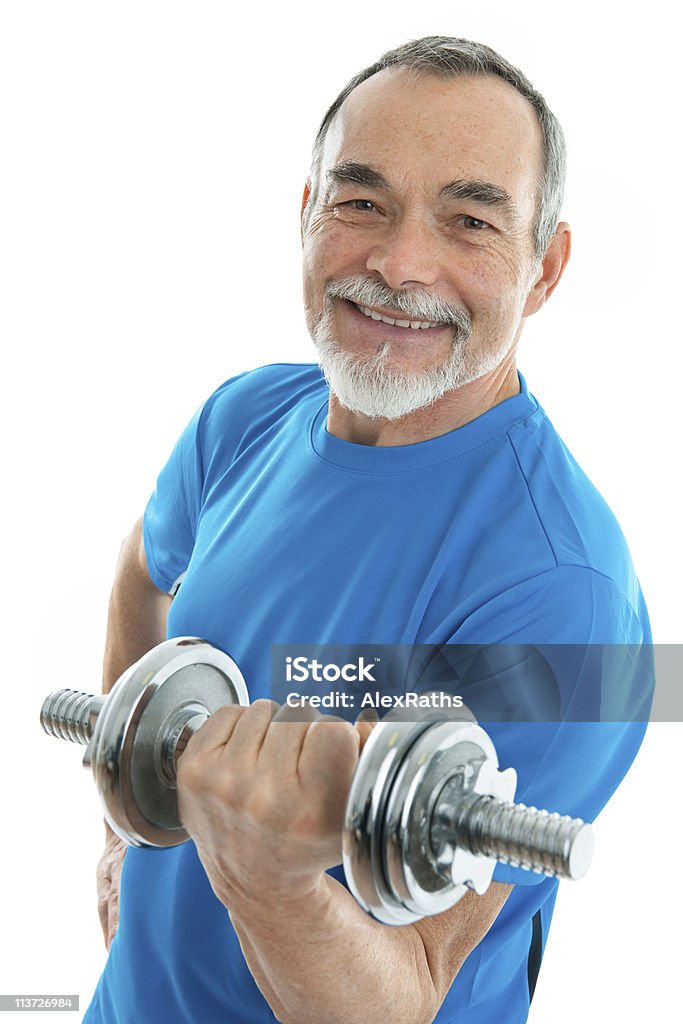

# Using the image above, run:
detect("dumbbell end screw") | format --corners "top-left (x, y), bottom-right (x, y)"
top-left (447, 792), bottom-right (593, 881)
top-left (40, 689), bottom-right (104, 746)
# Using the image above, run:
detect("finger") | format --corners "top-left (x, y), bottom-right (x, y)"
top-left (107, 900), bottom-right (119, 950)
top-left (354, 708), bottom-right (379, 752)
top-left (98, 895), bottom-right (109, 948)
top-left (316, 712), bottom-right (352, 724)
top-left (181, 702), bottom-right (251, 757)
top-left (299, 718), bottom-right (360, 783)
top-left (217, 699), bottom-right (280, 764)
top-left (259, 703), bottom-right (323, 771)
top-left (355, 706), bottom-right (380, 724)
top-left (299, 720), bottom-right (359, 833)
top-left (354, 719), bottom-right (377, 752)
top-left (271, 701), bottom-right (321, 724)
top-left (97, 860), bottom-right (113, 946)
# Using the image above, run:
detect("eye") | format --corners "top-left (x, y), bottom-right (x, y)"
top-left (461, 216), bottom-right (490, 230)
top-left (340, 199), bottom-right (378, 213)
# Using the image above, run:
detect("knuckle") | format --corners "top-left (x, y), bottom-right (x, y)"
top-left (242, 778), bottom-right (278, 821)
top-left (249, 699), bottom-right (279, 721)
top-left (309, 718), bottom-right (359, 761)
top-left (211, 703), bottom-right (245, 726)
top-left (177, 751), bottom-right (210, 791)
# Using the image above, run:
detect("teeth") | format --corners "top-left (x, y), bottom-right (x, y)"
top-left (355, 303), bottom-right (437, 329)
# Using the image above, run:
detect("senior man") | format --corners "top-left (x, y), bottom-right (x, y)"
top-left (85, 36), bottom-right (651, 1024)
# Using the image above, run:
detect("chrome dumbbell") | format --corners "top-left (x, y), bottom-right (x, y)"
top-left (40, 637), bottom-right (249, 846)
top-left (41, 638), bottom-right (593, 924)
top-left (343, 711), bottom-right (593, 924)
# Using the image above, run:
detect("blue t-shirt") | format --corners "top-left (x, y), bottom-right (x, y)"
top-left (85, 364), bottom-right (652, 1024)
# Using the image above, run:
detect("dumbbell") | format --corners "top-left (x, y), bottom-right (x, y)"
top-left (40, 637), bottom-right (593, 925)
top-left (41, 637), bottom-right (249, 847)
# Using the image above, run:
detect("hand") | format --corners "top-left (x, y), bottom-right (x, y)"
top-left (354, 705), bottom-right (379, 751)
top-left (176, 700), bottom-right (361, 905)
top-left (96, 824), bottom-right (127, 950)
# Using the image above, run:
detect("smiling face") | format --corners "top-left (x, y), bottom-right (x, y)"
top-left (301, 69), bottom-right (563, 425)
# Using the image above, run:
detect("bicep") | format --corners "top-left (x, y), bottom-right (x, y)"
top-left (103, 517), bottom-right (173, 690)
top-left (117, 516), bottom-right (170, 598)
top-left (411, 882), bottom-right (513, 1015)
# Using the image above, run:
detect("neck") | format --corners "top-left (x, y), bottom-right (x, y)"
top-left (326, 359), bottom-right (520, 446)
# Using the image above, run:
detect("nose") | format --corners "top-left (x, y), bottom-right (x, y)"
top-left (365, 214), bottom-right (441, 291)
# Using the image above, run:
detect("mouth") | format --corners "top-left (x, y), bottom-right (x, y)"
top-left (344, 300), bottom-right (445, 331)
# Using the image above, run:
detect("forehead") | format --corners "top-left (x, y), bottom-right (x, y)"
top-left (321, 69), bottom-right (543, 211)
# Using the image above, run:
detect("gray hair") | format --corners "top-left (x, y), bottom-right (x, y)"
top-left (305, 35), bottom-right (566, 260)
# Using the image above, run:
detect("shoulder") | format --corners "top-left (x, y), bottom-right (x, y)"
top-left (196, 362), bottom-right (326, 457)
top-left (458, 563), bottom-right (649, 644)
top-left (505, 392), bottom-right (642, 616)
top-left (203, 363), bottom-right (326, 423)
top-left (453, 381), bottom-right (650, 643)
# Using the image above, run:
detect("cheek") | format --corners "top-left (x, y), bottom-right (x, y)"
top-left (301, 243), bottom-right (326, 308)
top-left (302, 237), bottom-right (330, 297)
top-left (457, 255), bottom-right (527, 320)
top-left (305, 217), bottom-right (369, 274)
top-left (302, 229), bottom-right (349, 320)
top-left (303, 234), bottom-right (365, 319)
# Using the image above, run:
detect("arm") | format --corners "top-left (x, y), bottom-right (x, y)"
top-left (177, 702), bottom-right (512, 1024)
top-left (228, 872), bottom-right (511, 1024)
top-left (97, 516), bottom-right (172, 948)
top-left (102, 516), bottom-right (172, 690)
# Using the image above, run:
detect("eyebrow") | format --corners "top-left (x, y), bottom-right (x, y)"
top-left (325, 161), bottom-right (392, 191)
top-left (440, 178), bottom-right (514, 208)
top-left (325, 161), bottom-right (520, 222)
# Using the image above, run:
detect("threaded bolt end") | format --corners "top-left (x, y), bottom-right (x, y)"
top-left (40, 689), bottom-right (104, 745)
top-left (451, 793), bottom-right (593, 880)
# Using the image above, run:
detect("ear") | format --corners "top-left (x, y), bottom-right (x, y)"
top-left (300, 180), bottom-right (312, 247)
top-left (522, 222), bottom-right (571, 317)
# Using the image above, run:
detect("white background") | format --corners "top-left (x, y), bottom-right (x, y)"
top-left (0, 2), bottom-right (680, 1021)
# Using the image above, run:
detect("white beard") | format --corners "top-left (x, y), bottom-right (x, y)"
top-left (313, 306), bottom-right (500, 421)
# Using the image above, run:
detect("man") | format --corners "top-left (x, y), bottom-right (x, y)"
top-left (86, 36), bottom-right (651, 1024)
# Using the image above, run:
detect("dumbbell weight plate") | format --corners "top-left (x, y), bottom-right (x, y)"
top-left (86, 637), bottom-right (248, 847)
top-left (342, 716), bottom-right (438, 925)
top-left (382, 719), bottom-right (516, 922)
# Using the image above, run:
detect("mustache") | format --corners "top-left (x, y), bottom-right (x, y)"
top-left (325, 276), bottom-right (472, 337)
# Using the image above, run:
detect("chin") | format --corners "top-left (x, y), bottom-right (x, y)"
top-left (315, 339), bottom-right (465, 421)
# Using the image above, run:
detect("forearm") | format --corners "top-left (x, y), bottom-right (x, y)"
top-left (177, 706), bottom-right (509, 1021)
top-left (224, 873), bottom-right (438, 1024)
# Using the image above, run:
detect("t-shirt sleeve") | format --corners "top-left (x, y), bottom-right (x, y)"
top-left (143, 403), bottom-right (206, 595)
top-left (444, 565), bottom-right (654, 886)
